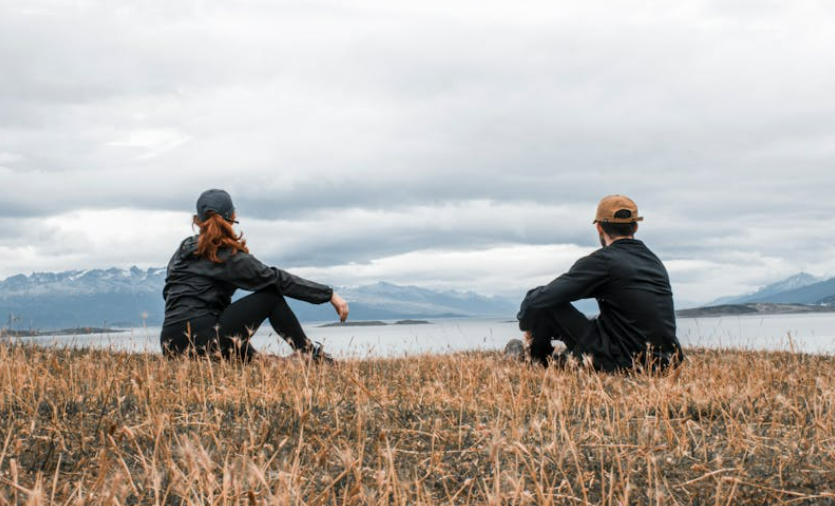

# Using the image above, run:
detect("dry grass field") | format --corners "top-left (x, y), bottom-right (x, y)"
top-left (1, 342), bottom-right (835, 505)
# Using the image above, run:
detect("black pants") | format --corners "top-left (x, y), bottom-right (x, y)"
top-left (160, 289), bottom-right (311, 362)
top-left (528, 304), bottom-right (681, 372)
top-left (528, 303), bottom-right (594, 367)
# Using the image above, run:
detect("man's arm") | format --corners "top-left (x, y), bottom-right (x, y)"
top-left (517, 252), bottom-right (608, 330)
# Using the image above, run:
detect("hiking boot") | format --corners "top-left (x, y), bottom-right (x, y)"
top-left (311, 341), bottom-right (335, 364)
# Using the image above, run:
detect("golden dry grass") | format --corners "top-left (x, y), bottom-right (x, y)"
top-left (1, 342), bottom-right (835, 505)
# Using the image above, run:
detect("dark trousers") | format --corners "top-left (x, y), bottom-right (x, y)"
top-left (161, 289), bottom-right (311, 362)
top-left (528, 303), bottom-right (594, 367)
top-left (528, 304), bottom-right (682, 372)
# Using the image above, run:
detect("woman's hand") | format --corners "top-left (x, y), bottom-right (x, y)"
top-left (330, 292), bottom-right (349, 323)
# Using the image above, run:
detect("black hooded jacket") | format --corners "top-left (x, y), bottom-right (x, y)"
top-left (518, 239), bottom-right (682, 368)
top-left (162, 236), bottom-right (333, 326)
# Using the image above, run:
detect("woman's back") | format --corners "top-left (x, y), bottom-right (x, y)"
top-left (159, 189), bottom-right (348, 362)
top-left (163, 235), bottom-right (236, 326)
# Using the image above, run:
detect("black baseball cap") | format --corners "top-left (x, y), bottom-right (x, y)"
top-left (196, 189), bottom-right (238, 223)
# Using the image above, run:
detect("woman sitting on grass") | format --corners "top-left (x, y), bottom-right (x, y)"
top-left (160, 189), bottom-right (349, 362)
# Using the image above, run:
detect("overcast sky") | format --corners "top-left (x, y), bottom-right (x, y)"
top-left (1, 0), bottom-right (834, 305)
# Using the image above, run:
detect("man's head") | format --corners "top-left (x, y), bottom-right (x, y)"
top-left (593, 195), bottom-right (643, 247)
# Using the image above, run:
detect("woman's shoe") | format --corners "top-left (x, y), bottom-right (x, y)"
top-left (311, 341), bottom-right (335, 364)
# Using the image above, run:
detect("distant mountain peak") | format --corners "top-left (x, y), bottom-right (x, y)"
top-left (746, 272), bottom-right (823, 300)
top-left (709, 272), bottom-right (832, 306)
top-left (776, 272), bottom-right (818, 284)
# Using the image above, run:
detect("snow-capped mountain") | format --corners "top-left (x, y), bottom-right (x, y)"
top-left (0, 268), bottom-right (520, 330)
top-left (708, 272), bottom-right (825, 306)
top-left (0, 267), bottom-right (167, 297)
top-left (0, 267), bottom-right (167, 329)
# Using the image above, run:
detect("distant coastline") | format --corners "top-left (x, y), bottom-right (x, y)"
top-left (0, 327), bottom-right (126, 338)
top-left (677, 303), bottom-right (835, 319)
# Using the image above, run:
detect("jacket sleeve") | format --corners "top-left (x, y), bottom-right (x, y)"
top-left (217, 251), bottom-right (334, 304)
top-left (517, 251), bottom-right (608, 330)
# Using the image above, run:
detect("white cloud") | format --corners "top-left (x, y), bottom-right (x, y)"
top-left (0, 209), bottom-right (192, 275)
top-left (106, 128), bottom-right (192, 160)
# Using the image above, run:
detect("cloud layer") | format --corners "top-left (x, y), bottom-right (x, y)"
top-left (1, 0), bottom-right (834, 304)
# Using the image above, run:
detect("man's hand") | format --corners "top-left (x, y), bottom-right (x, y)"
top-left (523, 330), bottom-right (533, 344)
top-left (330, 292), bottom-right (349, 323)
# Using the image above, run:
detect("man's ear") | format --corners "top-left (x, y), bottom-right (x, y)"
top-left (595, 223), bottom-right (604, 235)
top-left (633, 222), bottom-right (639, 234)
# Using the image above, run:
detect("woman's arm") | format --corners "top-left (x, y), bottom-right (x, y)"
top-left (209, 250), bottom-right (349, 321)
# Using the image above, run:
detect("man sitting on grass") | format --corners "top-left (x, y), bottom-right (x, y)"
top-left (516, 195), bottom-right (684, 372)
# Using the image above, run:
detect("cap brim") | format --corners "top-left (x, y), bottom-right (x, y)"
top-left (593, 216), bottom-right (643, 224)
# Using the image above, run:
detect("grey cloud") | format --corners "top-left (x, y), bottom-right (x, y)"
top-left (1, 0), bottom-right (835, 301)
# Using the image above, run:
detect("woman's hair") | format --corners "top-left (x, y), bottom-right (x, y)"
top-left (192, 213), bottom-right (249, 263)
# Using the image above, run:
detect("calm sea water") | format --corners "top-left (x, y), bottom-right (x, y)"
top-left (8, 313), bottom-right (835, 358)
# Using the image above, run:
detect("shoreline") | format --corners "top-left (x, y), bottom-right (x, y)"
top-left (0, 326), bottom-right (126, 338)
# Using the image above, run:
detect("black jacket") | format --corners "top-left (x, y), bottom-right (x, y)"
top-left (162, 236), bottom-right (333, 325)
top-left (518, 239), bottom-right (682, 368)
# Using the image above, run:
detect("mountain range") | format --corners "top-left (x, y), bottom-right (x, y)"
top-left (707, 272), bottom-right (835, 306)
top-left (2, 266), bottom-right (832, 330)
top-left (0, 267), bottom-right (167, 329)
top-left (0, 267), bottom-right (520, 330)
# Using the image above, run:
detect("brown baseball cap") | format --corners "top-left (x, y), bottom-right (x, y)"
top-left (593, 195), bottom-right (644, 224)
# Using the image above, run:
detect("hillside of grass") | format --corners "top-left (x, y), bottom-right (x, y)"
top-left (1, 344), bottom-right (834, 505)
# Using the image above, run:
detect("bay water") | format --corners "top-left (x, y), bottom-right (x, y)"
top-left (9, 313), bottom-right (835, 358)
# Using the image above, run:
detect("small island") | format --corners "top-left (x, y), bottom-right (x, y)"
top-left (677, 303), bottom-right (835, 319)
top-left (319, 319), bottom-right (432, 328)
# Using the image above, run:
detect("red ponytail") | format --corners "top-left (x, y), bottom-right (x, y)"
top-left (192, 213), bottom-right (249, 263)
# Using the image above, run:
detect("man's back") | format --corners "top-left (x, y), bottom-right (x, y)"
top-left (518, 238), bottom-right (682, 370)
top-left (587, 239), bottom-right (680, 367)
